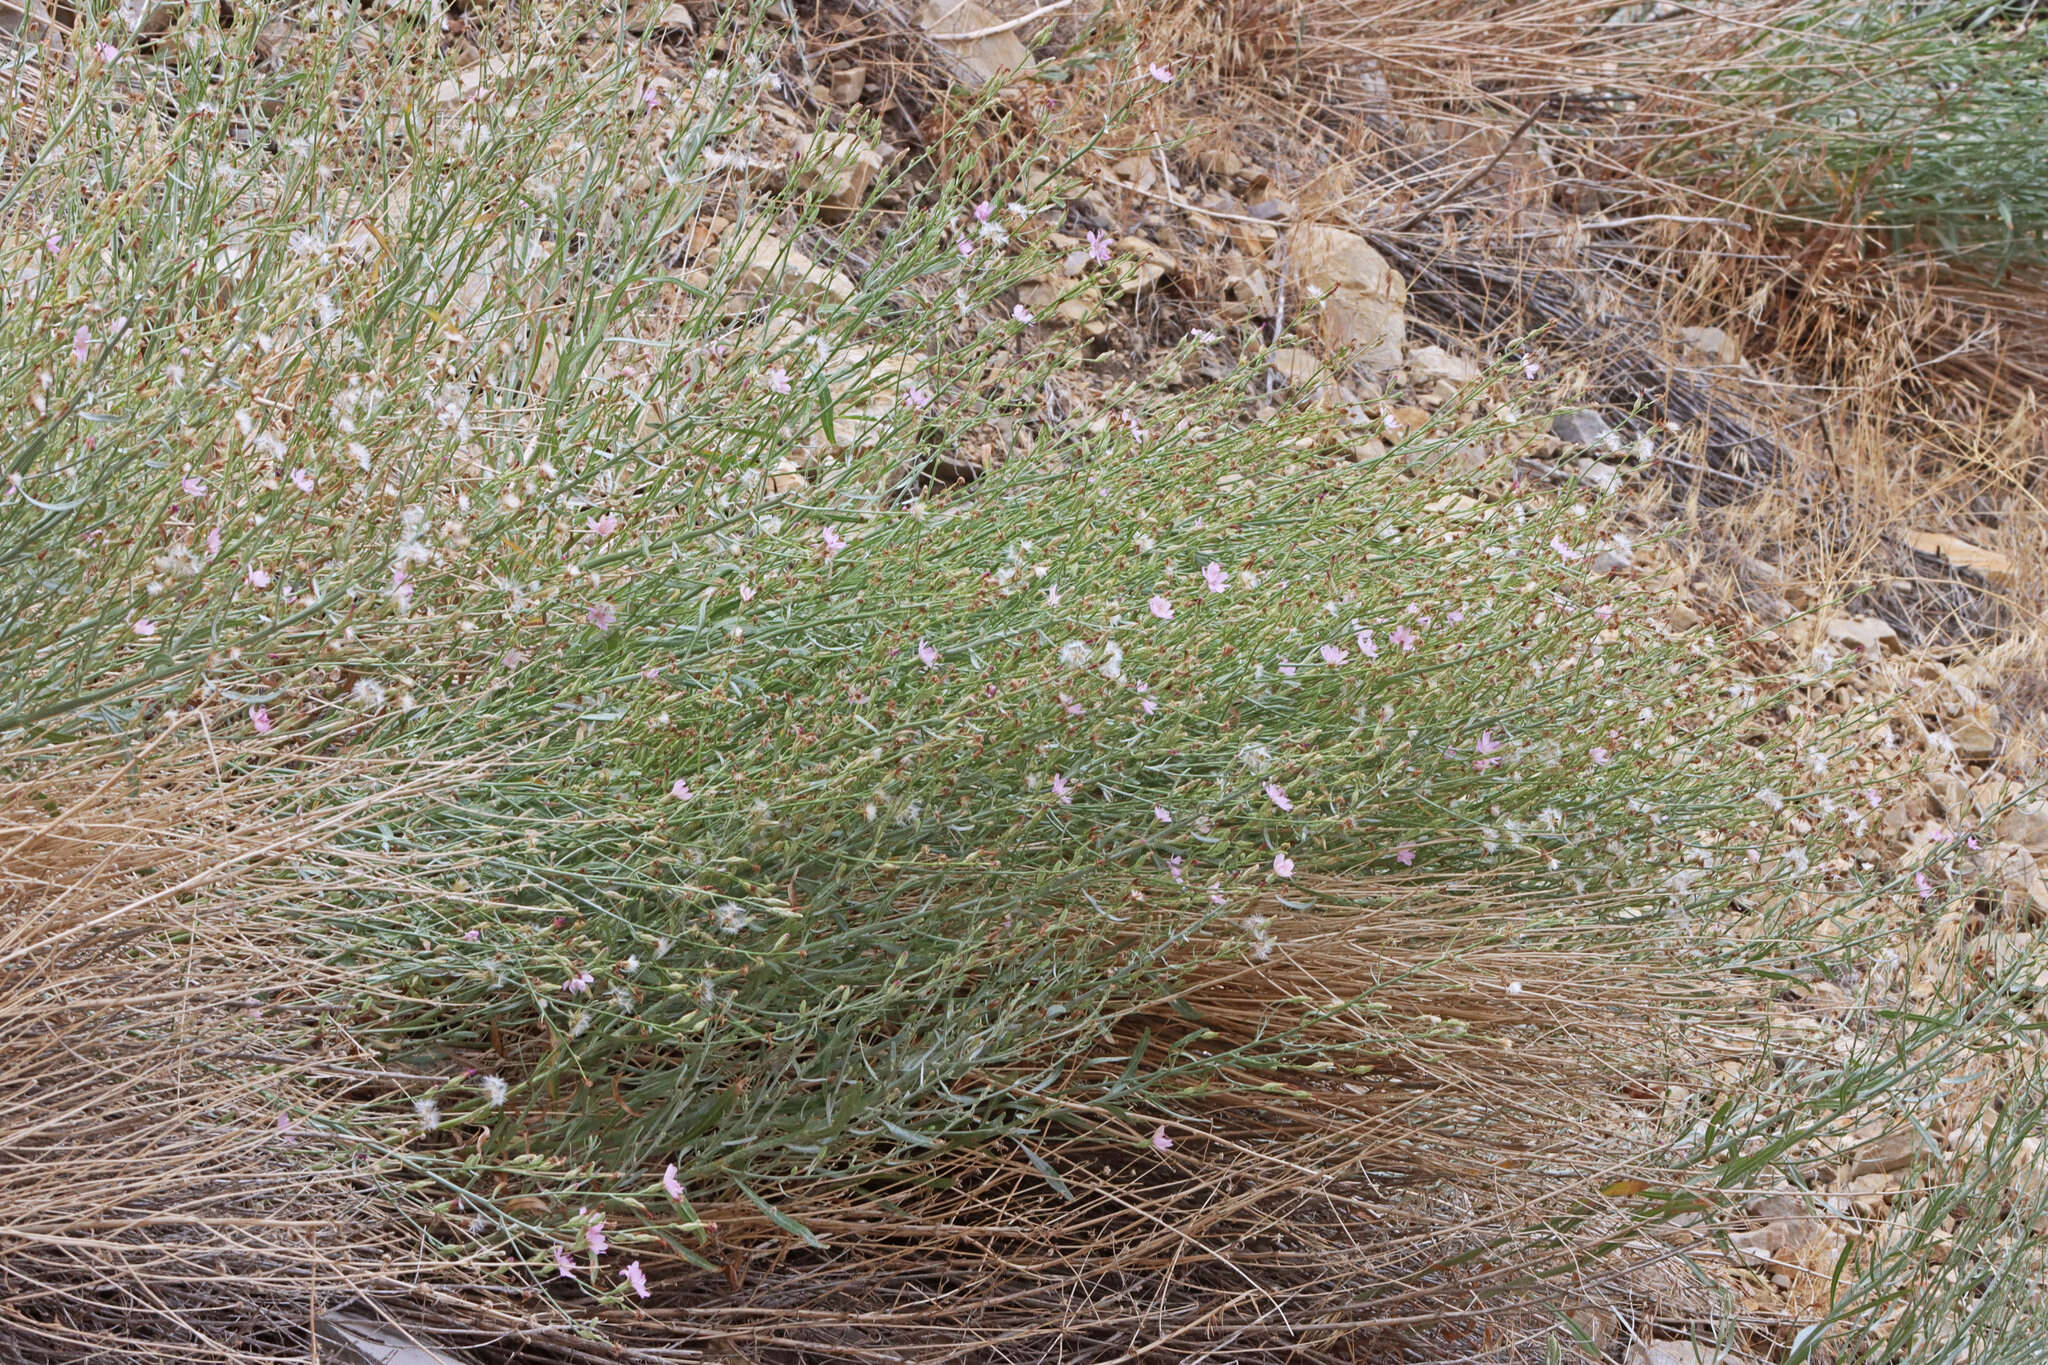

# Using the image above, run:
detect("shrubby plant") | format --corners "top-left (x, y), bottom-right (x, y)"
top-left (22, 2), bottom-right (2032, 1353)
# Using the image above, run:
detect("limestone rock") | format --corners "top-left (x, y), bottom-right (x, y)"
top-left (1552, 408), bottom-right (1619, 449)
top-left (1110, 235), bottom-right (1176, 294)
top-left (1823, 614), bottom-right (1901, 656)
top-left (627, 1), bottom-right (695, 34)
top-left (1286, 225), bottom-right (1407, 370)
top-left (1405, 344), bottom-right (1482, 387)
top-left (918, 0), bottom-right (1033, 85)
top-left (1626, 1343), bottom-right (1740, 1365)
top-left (713, 231), bottom-right (855, 305)
top-left (829, 64), bottom-right (866, 106)
top-left (1268, 348), bottom-right (1321, 386)
top-left (1946, 712), bottom-right (2000, 762)
top-left (1905, 529), bottom-right (2014, 587)
top-left (1677, 325), bottom-right (1739, 365)
top-left (2001, 802), bottom-right (2048, 858)
top-left (1017, 278), bottom-right (1106, 336)
top-left (792, 131), bottom-right (882, 219)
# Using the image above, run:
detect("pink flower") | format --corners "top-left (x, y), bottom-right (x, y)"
top-left (182, 476), bottom-right (208, 498)
top-left (1148, 595), bottom-right (1173, 620)
top-left (1167, 855), bottom-right (1184, 883)
top-left (1148, 63), bottom-right (1174, 83)
top-left (1279, 664), bottom-right (1296, 677)
top-left (1593, 604), bottom-right (1614, 622)
top-left (248, 566), bottom-right (271, 588)
top-left (1052, 774), bottom-right (1073, 805)
top-left (1447, 609), bottom-right (1465, 624)
top-left (1390, 624), bottom-right (1416, 652)
top-left (821, 526), bottom-right (846, 557)
top-left (96, 41), bottom-right (119, 61)
top-left (250, 705), bottom-right (273, 734)
top-left (1395, 844), bottom-right (1415, 866)
top-left (1139, 697), bottom-right (1157, 715)
top-left (1271, 851), bottom-right (1295, 879)
top-left (587, 603), bottom-right (616, 629)
top-left (974, 201), bottom-right (994, 222)
top-left (205, 527), bottom-right (222, 556)
top-left (1203, 562), bottom-right (1227, 593)
top-left (1151, 1125), bottom-right (1174, 1151)
top-left (584, 1216), bottom-right (608, 1256)
top-left (72, 326), bottom-right (89, 365)
top-left (622, 1260), bottom-right (650, 1299)
top-left (1320, 643), bottom-right (1347, 665)
top-left (1915, 871), bottom-right (1933, 899)
top-left (565, 971), bottom-right (594, 995)
top-left (1086, 230), bottom-right (1113, 264)
top-left (1012, 303), bottom-right (1034, 323)
top-left (663, 1164), bottom-right (685, 1201)
top-left (765, 366), bottom-right (791, 395)
top-left (902, 384), bottom-right (932, 409)
top-left (1476, 731), bottom-right (1503, 755)
top-left (132, 618), bottom-right (157, 637)
top-left (1263, 781), bottom-right (1293, 813)
top-left (1865, 788), bottom-right (1882, 808)
top-left (290, 468), bottom-right (315, 493)
top-left (642, 86), bottom-right (662, 109)
top-left (670, 779), bottom-right (693, 801)
top-left (917, 640), bottom-right (940, 668)
top-left (462, 928), bottom-right (481, 942)
top-left (1357, 629), bottom-right (1378, 658)
top-left (1059, 692), bottom-right (1084, 716)
top-left (590, 513), bottom-right (621, 537)
top-left (1154, 805), bottom-right (1172, 824)
top-left (553, 1246), bottom-right (577, 1278)
top-left (1590, 746), bottom-right (1612, 765)
top-left (1551, 535), bottom-right (1584, 562)
top-left (738, 582), bottom-right (755, 602)
top-left (956, 236), bottom-right (977, 259)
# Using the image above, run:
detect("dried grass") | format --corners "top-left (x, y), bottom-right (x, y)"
top-left (0, 730), bottom-right (462, 1364)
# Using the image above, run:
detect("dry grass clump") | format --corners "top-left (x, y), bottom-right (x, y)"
top-left (0, 733), bottom-right (464, 1362)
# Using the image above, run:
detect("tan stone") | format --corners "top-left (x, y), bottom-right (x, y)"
top-left (1288, 224), bottom-right (1405, 300)
top-left (1947, 712), bottom-right (2000, 762)
top-left (1677, 324), bottom-right (1739, 365)
top-left (1110, 235), bottom-right (1175, 294)
top-left (713, 231), bottom-right (855, 305)
top-left (918, 0), bottom-right (1033, 85)
top-left (1320, 292), bottom-right (1405, 371)
top-left (793, 132), bottom-right (883, 219)
top-left (1288, 228), bottom-right (1410, 371)
top-left (1906, 530), bottom-right (2014, 587)
top-left (1268, 348), bottom-right (1321, 386)
top-left (2001, 802), bottom-right (2048, 857)
top-left (1017, 279), bottom-right (1106, 336)
top-left (627, 1), bottom-right (695, 34)
top-left (829, 65), bottom-right (866, 106)
top-left (1823, 614), bottom-right (1901, 656)
top-left (1405, 344), bottom-right (1482, 387)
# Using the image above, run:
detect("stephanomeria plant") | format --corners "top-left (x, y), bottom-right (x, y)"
top-left (1, 0), bottom-right (1945, 1354)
